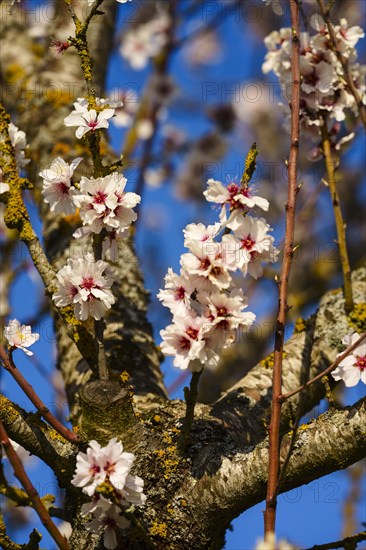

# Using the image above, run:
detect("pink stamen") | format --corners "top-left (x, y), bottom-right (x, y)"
top-left (355, 355), bottom-right (366, 371)
top-left (57, 182), bottom-right (69, 195)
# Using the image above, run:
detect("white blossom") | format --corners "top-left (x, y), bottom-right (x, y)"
top-left (4, 319), bottom-right (39, 356)
top-left (86, 505), bottom-right (130, 549)
top-left (52, 255), bottom-right (115, 321)
top-left (72, 437), bottom-right (146, 549)
top-left (73, 173), bottom-right (140, 235)
top-left (222, 216), bottom-right (277, 278)
top-left (119, 10), bottom-right (170, 70)
top-left (332, 332), bottom-right (366, 387)
top-left (158, 172), bottom-right (274, 372)
top-left (40, 157), bottom-right (83, 214)
top-left (157, 268), bottom-right (197, 316)
top-left (262, 20), bottom-right (366, 135)
top-left (204, 179), bottom-right (269, 226)
top-left (0, 180), bottom-right (10, 194)
top-left (256, 531), bottom-right (297, 550)
top-left (64, 99), bottom-right (115, 138)
top-left (160, 315), bottom-right (206, 370)
top-left (8, 123), bottom-right (30, 169)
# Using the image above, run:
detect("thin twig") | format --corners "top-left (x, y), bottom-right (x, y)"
top-left (304, 530), bottom-right (366, 550)
top-left (279, 332), bottom-right (366, 402)
top-left (316, 0), bottom-right (366, 130)
top-left (0, 345), bottom-right (80, 444)
top-left (264, 0), bottom-right (301, 535)
top-left (178, 369), bottom-right (203, 452)
top-left (321, 120), bottom-right (353, 313)
top-left (0, 421), bottom-right (70, 550)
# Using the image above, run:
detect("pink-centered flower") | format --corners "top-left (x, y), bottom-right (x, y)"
top-left (52, 255), bottom-right (115, 321)
top-left (73, 173), bottom-right (140, 235)
top-left (40, 157), bottom-right (82, 214)
top-left (4, 319), bottom-right (39, 356)
top-left (332, 332), bottom-right (366, 387)
top-left (64, 102), bottom-right (115, 139)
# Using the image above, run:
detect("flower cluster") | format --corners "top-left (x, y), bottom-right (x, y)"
top-left (42, 97), bottom-right (141, 320)
top-left (331, 332), bottom-right (366, 387)
top-left (158, 177), bottom-right (278, 371)
top-left (119, 9), bottom-right (170, 70)
top-left (73, 173), bottom-right (140, 236)
top-left (0, 123), bottom-right (30, 194)
top-left (262, 18), bottom-right (366, 136)
top-left (71, 437), bottom-right (146, 550)
top-left (4, 319), bottom-right (39, 356)
top-left (52, 255), bottom-right (115, 321)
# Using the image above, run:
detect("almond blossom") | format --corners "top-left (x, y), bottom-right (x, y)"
top-left (86, 505), bottom-right (130, 550)
top-left (4, 319), bottom-right (39, 356)
top-left (157, 268), bottom-right (197, 316)
top-left (204, 178), bottom-right (269, 226)
top-left (1, 123), bottom-right (30, 171)
top-left (0, 180), bottom-right (10, 194)
top-left (72, 173), bottom-right (140, 235)
top-left (255, 532), bottom-right (297, 550)
top-left (222, 216), bottom-right (278, 278)
top-left (40, 157), bottom-right (82, 214)
top-left (72, 437), bottom-right (146, 549)
top-left (332, 332), bottom-right (366, 387)
top-left (262, 19), bottom-right (366, 135)
top-left (160, 316), bottom-right (207, 370)
top-left (64, 99), bottom-right (117, 138)
top-left (52, 255), bottom-right (115, 321)
top-left (158, 172), bottom-right (277, 372)
top-left (119, 10), bottom-right (170, 70)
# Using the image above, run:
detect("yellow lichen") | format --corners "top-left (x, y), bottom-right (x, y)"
top-left (348, 303), bottom-right (366, 332)
top-left (120, 371), bottom-right (130, 383)
top-left (149, 521), bottom-right (168, 539)
top-left (260, 351), bottom-right (287, 369)
top-left (294, 317), bottom-right (307, 333)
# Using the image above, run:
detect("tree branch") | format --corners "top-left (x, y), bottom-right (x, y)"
top-left (212, 268), bottom-right (365, 444)
top-left (185, 398), bottom-right (366, 549)
top-left (0, 394), bottom-right (75, 483)
top-left (0, 345), bottom-right (80, 444)
top-left (304, 531), bottom-right (366, 550)
top-left (0, 421), bottom-right (70, 550)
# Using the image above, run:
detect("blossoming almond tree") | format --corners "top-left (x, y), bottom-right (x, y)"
top-left (0, 1), bottom-right (365, 549)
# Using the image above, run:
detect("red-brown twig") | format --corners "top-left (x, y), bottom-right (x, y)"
top-left (316, 0), bottom-right (366, 131)
top-left (0, 345), bottom-right (79, 445)
top-left (278, 332), bottom-right (366, 402)
top-left (263, 0), bottom-right (301, 535)
top-left (0, 421), bottom-right (70, 550)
